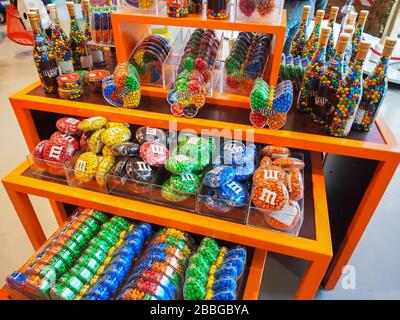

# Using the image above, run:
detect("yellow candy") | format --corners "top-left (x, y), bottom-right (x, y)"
top-left (95, 155), bottom-right (115, 186)
top-left (78, 116), bottom-right (107, 132)
top-left (74, 152), bottom-right (99, 182)
top-left (101, 126), bottom-right (131, 146)
top-left (88, 128), bottom-right (105, 153)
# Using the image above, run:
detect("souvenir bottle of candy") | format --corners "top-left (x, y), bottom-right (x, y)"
top-left (339, 0), bottom-right (354, 33)
top-left (48, 4), bottom-right (74, 74)
top-left (342, 25), bottom-right (354, 75)
top-left (30, 8), bottom-right (49, 40)
top-left (297, 27), bottom-right (331, 113)
top-left (289, 5), bottom-right (310, 59)
top-left (326, 6), bottom-right (339, 63)
top-left (302, 10), bottom-right (325, 61)
top-left (345, 11), bottom-right (357, 26)
top-left (353, 38), bottom-right (396, 132)
top-left (28, 12), bottom-right (59, 94)
top-left (350, 10), bottom-right (369, 63)
top-left (67, 1), bottom-right (92, 71)
top-left (311, 33), bottom-right (349, 124)
top-left (326, 41), bottom-right (371, 137)
top-left (82, 0), bottom-right (92, 41)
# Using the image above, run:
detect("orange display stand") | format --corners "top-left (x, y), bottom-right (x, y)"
top-left (2, 8), bottom-right (399, 300)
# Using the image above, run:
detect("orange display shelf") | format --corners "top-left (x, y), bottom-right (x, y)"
top-left (111, 9), bottom-right (287, 87)
top-left (2, 150), bottom-right (331, 299)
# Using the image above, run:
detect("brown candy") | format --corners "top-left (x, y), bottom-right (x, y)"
top-left (252, 178), bottom-right (289, 211)
top-left (261, 145), bottom-right (291, 159)
top-left (272, 157), bottom-right (305, 170)
top-left (287, 168), bottom-right (303, 201)
top-left (253, 165), bottom-right (286, 186)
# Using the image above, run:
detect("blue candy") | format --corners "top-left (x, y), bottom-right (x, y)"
top-left (219, 180), bottom-right (249, 207)
top-left (203, 165), bottom-right (235, 188)
top-left (226, 246), bottom-right (247, 261)
top-left (212, 290), bottom-right (236, 300)
top-left (83, 284), bottom-right (110, 300)
top-left (235, 161), bottom-right (255, 181)
top-left (97, 273), bottom-right (121, 296)
top-left (223, 257), bottom-right (245, 279)
top-left (203, 188), bottom-right (232, 213)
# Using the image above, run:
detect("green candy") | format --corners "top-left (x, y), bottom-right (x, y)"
top-left (165, 154), bottom-right (195, 174)
top-left (110, 216), bottom-right (130, 230)
top-left (183, 278), bottom-right (206, 300)
top-left (186, 265), bottom-right (208, 285)
top-left (198, 246), bottom-right (218, 265)
top-left (189, 253), bottom-right (212, 274)
top-left (179, 136), bottom-right (210, 158)
top-left (92, 211), bottom-right (109, 224)
top-left (161, 179), bottom-right (190, 202)
top-left (170, 173), bottom-right (200, 194)
top-left (200, 237), bottom-right (220, 255)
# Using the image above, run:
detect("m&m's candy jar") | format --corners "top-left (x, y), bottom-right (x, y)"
top-left (326, 41), bottom-right (371, 137)
top-left (352, 38), bottom-right (396, 132)
top-left (290, 5), bottom-right (310, 59)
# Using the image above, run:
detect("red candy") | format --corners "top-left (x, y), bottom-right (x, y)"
top-left (239, 0), bottom-right (256, 17)
top-left (140, 141), bottom-right (170, 167)
top-left (43, 143), bottom-right (75, 163)
top-left (50, 131), bottom-right (80, 152)
top-left (250, 111), bottom-right (268, 128)
top-left (56, 117), bottom-right (82, 135)
top-left (171, 103), bottom-right (184, 117)
top-left (33, 140), bottom-right (49, 159)
top-left (80, 131), bottom-right (91, 150)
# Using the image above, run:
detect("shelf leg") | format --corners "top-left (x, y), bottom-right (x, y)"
top-left (3, 183), bottom-right (46, 251)
top-left (12, 106), bottom-right (40, 150)
top-left (49, 200), bottom-right (68, 227)
top-left (242, 249), bottom-right (267, 300)
top-left (295, 255), bottom-right (331, 300)
top-left (269, 29), bottom-right (285, 86)
top-left (322, 160), bottom-right (399, 290)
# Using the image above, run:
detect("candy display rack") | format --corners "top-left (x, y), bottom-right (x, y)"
top-left (2, 6), bottom-right (400, 300)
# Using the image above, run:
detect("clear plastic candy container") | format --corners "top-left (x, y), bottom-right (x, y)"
top-left (102, 62), bottom-right (141, 109)
top-left (249, 79), bottom-right (293, 129)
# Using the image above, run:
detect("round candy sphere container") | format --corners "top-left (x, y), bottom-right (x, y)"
top-left (102, 63), bottom-right (141, 109)
top-left (57, 73), bottom-right (83, 100)
top-left (87, 70), bottom-right (110, 93)
top-left (207, 0), bottom-right (230, 19)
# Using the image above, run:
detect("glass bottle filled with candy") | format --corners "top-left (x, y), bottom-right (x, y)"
top-left (289, 5), bottom-right (310, 59)
top-left (342, 24), bottom-right (355, 76)
top-left (207, 0), bottom-right (230, 20)
top-left (297, 27), bottom-right (331, 114)
top-left (67, 1), bottom-right (92, 71)
top-left (47, 4), bottom-right (74, 74)
top-left (325, 41), bottom-right (371, 137)
top-left (167, 0), bottom-right (189, 17)
top-left (28, 12), bottom-right (59, 94)
top-left (302, 10), bottom-right (325, 61)
top-left (352, 38), bottom-right (397, 132)
top-left (350, 10), bottom-right (369, 63)
top-left (325, 6), bottom-right (339, 64)
top-left (311, 33), bottom-right (350, 125)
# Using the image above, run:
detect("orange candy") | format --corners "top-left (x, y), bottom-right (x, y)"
top-left (252, 178), bottom-right (289, 211)
top-left (253, 165), bottom-right (286, 186)
top-left (273, 157), bottom-right (305, 170)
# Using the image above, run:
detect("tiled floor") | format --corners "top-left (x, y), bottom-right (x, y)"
top-left (0, 23), bottom-right (399, 299)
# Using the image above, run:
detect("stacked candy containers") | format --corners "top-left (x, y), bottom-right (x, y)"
top-left (311, 33), bottom-right (350, 124)
top-left (47, 4), bottom-right (74, 74)
top-left (302, 10), bottom-right (324, 61)
top-left (342, 25), bottom-right (355, 75)
top-left (326, 41), bottom-right (371, 137)
top-left (207, 0), bottom-right (230, 19)
top-left (353, 38), bottom-right (397, 132)
top-left (297, 27), bottom-right (331, 113)
top-left (28, 12), bottom-right (59, 94)
top-left (326, 6), bottom-right (339, 63)
top-left (67, 1), bottom-right (92, 71)
top-left (167, 0), bottom-right (189, 17)
top-left (350, 10), bottom-right (369, 63)
top-left (289, 5), bottom-right (310, 59)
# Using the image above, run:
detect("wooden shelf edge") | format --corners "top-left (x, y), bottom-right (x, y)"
top-left (2, 158), bottom-right (331, 260)
top-left (242, 249), bottom-right (267, 300)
